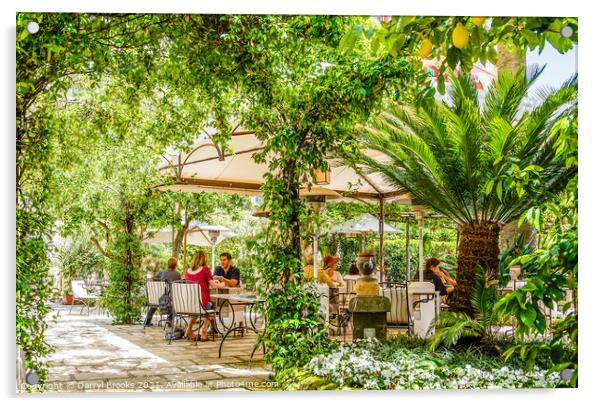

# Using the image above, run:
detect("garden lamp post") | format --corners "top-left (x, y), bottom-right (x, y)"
top-left (208, 229), bottom-right (220, 270)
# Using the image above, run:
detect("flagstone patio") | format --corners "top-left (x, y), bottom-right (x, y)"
top-left (43, 305), bottom-right (274, 392)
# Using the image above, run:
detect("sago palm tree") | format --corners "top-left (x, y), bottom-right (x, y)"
top-left (352, 67), bottom-right (577, 313)
top-left (427, 266), bottom-right (500, 351)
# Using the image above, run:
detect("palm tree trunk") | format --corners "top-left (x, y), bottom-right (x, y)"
top-left (453, 222), bottom-right (500, 314)
top-left (496, 42), bottom-right (525, 74)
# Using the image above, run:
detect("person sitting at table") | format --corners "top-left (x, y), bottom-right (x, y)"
top-left (184, 250), bottom-right (225, 341)
top-left (343, 262), bottom-right (361, 293)
top-left (424, 257), bottom-right (455, 302)
top-left (323, 256), bottom-right (344, 287)
top-left (432, 259), bottom-right (457, 287)
top-left (303, 252), bottom-right (335, 288)
top-left (345, 262), bottom-right (361, 279)
top-left (143, 257), bottom-right (182, 327)
top-left (213, 252), bottom-right (241, 287)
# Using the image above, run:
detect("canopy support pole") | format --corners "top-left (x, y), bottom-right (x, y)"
top-left (405, 218), bottom-right (411, 282)
top-left (378, 195), bottom-right (385, 282)
top-left (313, 217), bottom-right (319, 279)
top-left (412, 206), bottom-right (426, 281)
top-left (418, 216), bottom-right (424, 281)
top-left (182, 226), bottom-right (188, 270)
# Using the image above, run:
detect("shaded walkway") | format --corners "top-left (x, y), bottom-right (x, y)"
top-left (44, 305), bottom-right (273, 392)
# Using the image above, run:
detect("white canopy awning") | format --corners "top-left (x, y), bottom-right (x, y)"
top-left (144, 222), bottom-right (235, 247)
top-left (155, 125), bottom-right (412, 204)
top-left (329, 213), bottom-right (401, 234)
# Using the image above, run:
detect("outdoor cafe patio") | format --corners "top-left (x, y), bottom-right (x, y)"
top-left (41, 120), bottom-right (574, 393)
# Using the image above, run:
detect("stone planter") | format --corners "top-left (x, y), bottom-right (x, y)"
top-left (349, 252), bottom-right (390, 340)
top-left (348, 295), bottom-right (390, 340)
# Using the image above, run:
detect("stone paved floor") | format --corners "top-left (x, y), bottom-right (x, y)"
top-left (43, 305), bottom-right (273, 392)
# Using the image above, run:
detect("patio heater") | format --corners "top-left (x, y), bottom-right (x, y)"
top-left (300, 183), bottom-right (339, 279)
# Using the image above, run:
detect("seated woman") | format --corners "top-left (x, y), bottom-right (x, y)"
top-left (303, 253), bottom-right (335, 288)
top-left (184, 250), bottom-right (225, 341)
top-left (323, 256), bottom-right (344, 287)
top-left (424, 257), bottom-right (455, 302)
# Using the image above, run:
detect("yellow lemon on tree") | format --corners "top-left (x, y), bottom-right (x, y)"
top-left (419, 39), bottom-right (433, 58)
top-left (472, 17), bottom-right (486, 26)
top-left (452, 22), bottom-right (469, 49)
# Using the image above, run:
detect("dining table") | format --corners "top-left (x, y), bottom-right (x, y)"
top-left (211, 292), bottom-right (266, 368)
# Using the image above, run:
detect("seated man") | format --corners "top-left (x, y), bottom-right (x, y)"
top-left (144, 257), bottom-right (181, 327)
top-left (213, 252), bottom-right (241, 287)
top-left (424, 257), bottom-right (454, 302)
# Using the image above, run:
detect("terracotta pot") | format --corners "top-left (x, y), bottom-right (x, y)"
top-left (356, 253), bottom-right (376, 277)
top-left (62, 295), bottom-right (83, 305)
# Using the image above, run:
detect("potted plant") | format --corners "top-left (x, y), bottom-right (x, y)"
top-left (62, 286), bottom-right (74, 305)
top-left (59, 235), bottom-right (107, 305)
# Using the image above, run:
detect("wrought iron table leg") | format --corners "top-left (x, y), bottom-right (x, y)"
top-left (249, 340), bottom-right (265, 369)
top-left (218, 326), bottom-right (241, 357)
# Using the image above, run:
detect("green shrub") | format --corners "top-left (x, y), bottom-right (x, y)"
top-left (428, 266), bottom-right (501, 352)
top-left (59, 236), bottom-right (107, 294)
top-left (279, 337), bottom-right (561, 390)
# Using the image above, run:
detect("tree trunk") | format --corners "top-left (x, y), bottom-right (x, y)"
top-left (452, 222), bottom-right (501, 314)
top-left (285, 160), bottom-right (302, 282)
top-left (499, 219), bottom-right (537, 251)
top-left (124, 212), bottom-right (134, 325)
top-left (496, 42), bottom-right (525, 74)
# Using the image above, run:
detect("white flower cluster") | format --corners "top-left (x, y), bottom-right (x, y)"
top-left (306, 339), bottom-right (560, 390)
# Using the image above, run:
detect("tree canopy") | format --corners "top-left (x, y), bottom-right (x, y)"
top-left (16, 13), bottom-right (578, 386)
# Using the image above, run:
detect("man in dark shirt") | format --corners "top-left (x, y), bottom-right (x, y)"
top-left (143, 257), bottom-right (181, 327)
top-left (213, 252), bottom-right (241, 287)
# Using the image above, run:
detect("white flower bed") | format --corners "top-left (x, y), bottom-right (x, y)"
top-left (306, 338), bottom-right (560, 390)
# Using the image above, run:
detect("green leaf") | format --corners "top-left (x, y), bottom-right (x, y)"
top-left (484, 179), bottom-right (494, 195)
top-left (496, 181), bottom-right (503, 201)
top-left (520, 306), bottom-right (537, 327)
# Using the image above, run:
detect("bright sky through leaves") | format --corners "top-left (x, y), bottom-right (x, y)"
top-left (527, 46), bottom-right (577, 90)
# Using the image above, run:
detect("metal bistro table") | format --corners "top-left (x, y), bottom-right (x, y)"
top-left (211, 293), bottom-right (266, 367)
top-left (86, 281), bottom-right (109, 316)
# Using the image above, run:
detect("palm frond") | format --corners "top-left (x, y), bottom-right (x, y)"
top-left (352, 67), bottom-right (577, 228)
top-left (483, 65), bottom-right (538, 125)
top-left (448, 70), bottom-right (481, 114)
top-left (470, 265), bottom-right (499, 325)
top-left (427, 311), bottom-right (480, 350)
